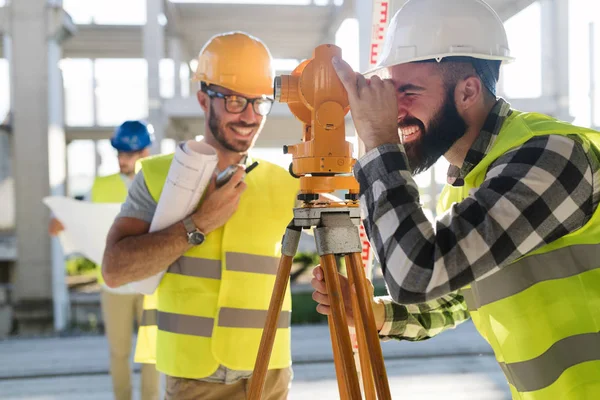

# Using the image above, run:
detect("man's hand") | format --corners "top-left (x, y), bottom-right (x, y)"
top-left (48, 217), bottom-right (65, 236)
top-left (311, 265), bottom-right (385, 330)
top-left (332, 57), bottom-right (400, 153)
top-left (192, 165), bottom-right (247, 234)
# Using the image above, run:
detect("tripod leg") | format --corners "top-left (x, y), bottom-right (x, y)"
top-left (345, 255), bottom-right (376, 400)
top-left (347, 252), bottom-right (392, 400)
top-left (321, 254), bottom-right (362, 399)
top-left (329, 316), bottom-right (350, 400)
top-left (248, 225), bottom-right (302, 400)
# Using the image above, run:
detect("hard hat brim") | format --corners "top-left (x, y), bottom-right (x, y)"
top-left (191, 75), bottom-right (273, 99)
top-left (363, 53), bottom-right (515, 78)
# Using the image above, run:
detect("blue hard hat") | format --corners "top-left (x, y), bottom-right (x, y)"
top-left (110, 120), bottom-right (154, 152)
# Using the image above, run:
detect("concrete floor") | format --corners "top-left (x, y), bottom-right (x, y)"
top-left (0, 322), bottom-right (511, 399)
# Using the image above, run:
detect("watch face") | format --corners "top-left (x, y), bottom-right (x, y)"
top-left (188, 231), bottom-right (205, 245)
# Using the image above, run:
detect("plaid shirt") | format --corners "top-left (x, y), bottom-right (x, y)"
top-left (356, 99), bottom-right (600, 339)
top-left (377, 292), bottom-right (470, 341)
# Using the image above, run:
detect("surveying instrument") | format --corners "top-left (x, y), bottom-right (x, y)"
top-left (247, 44), bottom-right (391, 400)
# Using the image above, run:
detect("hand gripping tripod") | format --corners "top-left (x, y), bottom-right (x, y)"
top-left (247, 45), bottom-right (391, 400)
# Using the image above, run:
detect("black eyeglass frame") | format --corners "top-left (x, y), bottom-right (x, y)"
top-left (201, 83), bottom-right (274, 116)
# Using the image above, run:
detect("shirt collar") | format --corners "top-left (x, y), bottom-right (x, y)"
top-left (446, 98), bottom-right (512, 186)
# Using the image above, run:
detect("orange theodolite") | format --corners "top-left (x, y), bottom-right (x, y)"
top-left (247, 44), bottom-right (391, 400)
top-left (276, 44), bottom-right (359, 200)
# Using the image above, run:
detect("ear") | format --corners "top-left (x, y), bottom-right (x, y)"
top-left (197, 90), bottom-right (210, 113)
top-left (454, 76), bottom-right (482, 111)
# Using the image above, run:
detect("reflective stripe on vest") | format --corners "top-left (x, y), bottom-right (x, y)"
top-left (159, 254), bottom-right (288, 334)
top-left (498, 331), bottom-right (600, 393)
top-left (168, 257), bottom-right (222, 279)
top-left (167, 253), bottom-right (280, 280)
top-left (462, 243), bottom-right (600, 310)
top-left (140, 308), bottom-right (158, 326)
top-left (157, 309), bottom-right (291, 337)
top-left (436, 111), bottom-right (600, 398)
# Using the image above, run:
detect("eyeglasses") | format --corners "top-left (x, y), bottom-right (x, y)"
top-left (202, 86), bottom-right (273, 117)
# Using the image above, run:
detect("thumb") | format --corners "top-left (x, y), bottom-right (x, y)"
top-left (332, 56), bottom-right (358, 99)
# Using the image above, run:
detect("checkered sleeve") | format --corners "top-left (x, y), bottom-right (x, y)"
top-left (377, 291), bottom-right (470, 341)
top-left (355, 135), bottom-right (595, 304)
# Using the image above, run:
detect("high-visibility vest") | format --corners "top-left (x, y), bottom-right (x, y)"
top-left (90, 173), bottom-right (128, 286)
top-left (134, 153), bottom-right (300, 378)
top-left (134, 293), bottom-right (158, 363)
top-left (437, 110), bottom-right (600, 399)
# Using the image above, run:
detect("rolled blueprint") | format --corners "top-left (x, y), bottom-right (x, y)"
top-left (129, 140), bottom-right (218, 294)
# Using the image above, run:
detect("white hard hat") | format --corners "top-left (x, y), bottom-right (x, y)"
top-left (368, 0), bottom-right (514, 75)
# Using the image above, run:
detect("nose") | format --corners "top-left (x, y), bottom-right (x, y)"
top-left (239, 103), bottom-right (260, 124)
top-left (397, 105), bottom-right (409, 122)
top-left (396, 94), bottom-right (409, 121)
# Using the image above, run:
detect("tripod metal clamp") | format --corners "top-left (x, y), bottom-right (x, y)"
top-left (314, 226), bottom-right (362, 256)
top-left (281, 225), bottom-right (302, 257)
top-left (293, 207), bottom-right (361, 228)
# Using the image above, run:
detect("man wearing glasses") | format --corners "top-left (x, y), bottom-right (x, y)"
top-left (101, 31), bottom-right (299, 400)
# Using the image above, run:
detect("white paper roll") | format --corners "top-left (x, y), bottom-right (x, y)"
top-left (129, 140), bottom-right (218, 294)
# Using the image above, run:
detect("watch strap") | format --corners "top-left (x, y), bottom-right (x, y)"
top-left (183, 216), bottom-right (197, 234)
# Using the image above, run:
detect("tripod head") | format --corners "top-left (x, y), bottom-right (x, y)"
top-left (274, 44), bottom-right (360, 204)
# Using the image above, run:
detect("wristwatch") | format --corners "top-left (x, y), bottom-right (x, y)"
top-left (183, 216), bottom-right (206, 246)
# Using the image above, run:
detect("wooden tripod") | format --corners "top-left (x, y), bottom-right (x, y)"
top-left (247, 206), bottom-right (391, 399)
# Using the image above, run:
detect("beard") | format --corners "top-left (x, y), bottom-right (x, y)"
top-left (401, 88), bottom-right (468, 175)
top-left (208, 107), bottom-right (260, 153)
top-left (119, 165), bottom-right (134, 175)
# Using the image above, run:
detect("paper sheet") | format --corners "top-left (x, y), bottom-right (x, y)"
top-left (42, 196), bottom-right (122, 266)
top-left (129, 140), bottom-right (218, 294)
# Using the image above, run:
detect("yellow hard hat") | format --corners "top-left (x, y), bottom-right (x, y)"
top-left (193, 31), bottom-right (275, 98)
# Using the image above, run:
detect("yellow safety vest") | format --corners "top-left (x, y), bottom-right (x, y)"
top-left (90, 173), bottom-right (128, 286)
top-left (134, 293), bottom-right (158, 363)
top-left (134, 153), bottom-right (300, 378)
top-left (437, 111), bottom-right (600, 399)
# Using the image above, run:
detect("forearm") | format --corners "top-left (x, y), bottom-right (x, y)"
top-left (377, 292), bottom-right (470, 342)
top-left (102, 220), bottom-right (191, 287)
top-left (355, 144), bottom-right (432, 302)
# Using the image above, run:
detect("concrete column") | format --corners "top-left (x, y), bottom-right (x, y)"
top-left (0, 126), bottom-right (9, 182)
top-left (8, 0), bottom-right (70, 333)
top-left (541, 0), bottom-right (570, 120)
top-left (181, 60), bottom-right (191, 98)
top-left (94, 140), bottom-right (101, 177)
top-left (1, 34), bottom-right (11, 183)
top-left (91, 58), bottom-right (97, 125)
top-left (144, 0), bottom-right (166, 154)
top-left (169, 36), bottom-right (182, 98)
top-left (9, 0), bottom-right (53, 333)
top-left (47, 37), bottom-right (69, 332)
